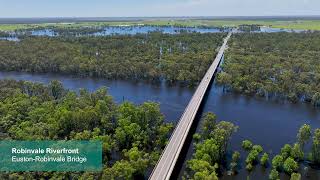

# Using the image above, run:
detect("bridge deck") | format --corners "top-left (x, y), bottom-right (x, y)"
top-left (150, 32), bottom-right (232, 180)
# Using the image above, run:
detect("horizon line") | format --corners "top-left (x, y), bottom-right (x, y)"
top-left (1, 15), bottom-right (320, 19)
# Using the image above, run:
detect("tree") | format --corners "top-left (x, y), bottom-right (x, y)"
top-left (290, 173), bottom-right (301, 180)
top-left (78, 173), bottom-right (96, 180)
top-left (311, 129), bottom-right (320, 164)
top-left (187, 159), bottom-right (218, 180)
top-left (193, 171), bottom-right (218, 180)
top-left (48, 80), bottom-right (65, 99)
top-left (269, 169), bottom-right (280, 180)
top-left (246, 150), bottom-right (259, 167)
top-left (217, 72), bottom-right (232, 89)
top-left (297, 124), bottom-right (311, 148)
top-left (283, 157), bottom-right (298, 174)
top-left (281, 144), bottom-right (292, 159)
top-left (291, 143), bottom-right (304, 161)
top-left (311, 92), bottom-right (320, 107)
top-left (124, 147), bottom-right (149, 175)
top-left (201, 112), bottom-right (217, 138)
top-left (193, 133), bottom-right (201, 142)
top-left (194, 139), bottom-right (221, 165)
top-left (242, 140), bottom-right (253, 151)
top-left (187, 114), bottom-right (237, 179)
top-left (260, 153), bottom-right (269, 167)
top-left (246, 163), bottom-right (253, 171)
top-left (252, 145), bottom-right (263, 153)
top-left (230, 151), bottom-right (240, 174)
top-left (232, 151), bottom-right (241, 163)
top-left (272, 155), bottom-right (284, 170)
top-left (212, 121), bottom-right (238, 158)
top-left (102, 160), bottom-right (135, 179)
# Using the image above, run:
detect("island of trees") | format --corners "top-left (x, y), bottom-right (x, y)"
top-left (0, 79), bottom-right (173, 179)
top-left (217, 32), bottom-right (320, 107)
top-left (183, 113), bottom-right (320, 180)
top-left (183, 113), bottom-right (238, 179)
top-left (0, 32), bottom-right (226, 86)
top-left (241, 124), bottom-right (320, 180)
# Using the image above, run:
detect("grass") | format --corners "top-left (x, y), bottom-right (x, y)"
top-left (143, 19), bottom-right (320, 30)
top-left (1, 19), bottom-right (320, 31)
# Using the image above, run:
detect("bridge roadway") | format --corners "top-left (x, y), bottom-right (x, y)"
top-left (149, 31), bottom-right (232, 180)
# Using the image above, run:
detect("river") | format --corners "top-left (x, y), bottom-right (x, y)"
top-left (0, 71), bottom-right (319, 179)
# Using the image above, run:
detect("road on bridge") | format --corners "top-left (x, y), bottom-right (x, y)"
top-left (150, 31), bottom-right (232, 180)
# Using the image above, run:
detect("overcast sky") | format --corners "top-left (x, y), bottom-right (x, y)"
top-left (0, 0), bottom-right (319, 18)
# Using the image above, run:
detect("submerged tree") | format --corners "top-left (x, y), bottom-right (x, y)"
top-left (283, 157), bottom-right (299, 175)
top-left (297, 124), bottom-right (311, 148)
top-left (260, 153), bottom-right (269, 167)
top-left (290, 173), bottom-right (301, 180)
top-left (311, 129), bottom-right (320, 165)
top-left (291, 143), bottom-right (304, 161)
top-left (242, 140), bottom-right (253, 151)
top-left (230, 151), bottom-right (240, 174)
top-left (186, 114), bottom-right (237, 179)
top-left (269, 169), bottom-right (280, 180)
top-left (272, 155), bottom-right (284, 171)
top-left (0, 79), bottom-right (172, 179)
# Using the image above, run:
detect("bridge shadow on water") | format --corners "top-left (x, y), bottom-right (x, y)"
top-left (170, 73), bottom-right (216, 180)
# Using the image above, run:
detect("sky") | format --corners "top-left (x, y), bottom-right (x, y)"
top-left (0, 0), bottom-right (319, 18)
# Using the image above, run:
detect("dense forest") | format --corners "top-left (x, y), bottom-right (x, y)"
top-left (0, 32), bottom-right (226, 85)
top-left (0, 79), bottom-right (173, 179)
top-left (217, 32), bottom-right (320, 106)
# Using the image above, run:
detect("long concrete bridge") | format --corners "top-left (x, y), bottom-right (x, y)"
top-left (150, 31), bottom-right (232, 180)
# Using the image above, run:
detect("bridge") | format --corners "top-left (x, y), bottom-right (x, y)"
top-left (150, 31), bottom-right (232, 180)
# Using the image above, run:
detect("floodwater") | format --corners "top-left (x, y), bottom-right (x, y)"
top-left (0, 71), bottom-right (193, 123)
top-left (0, 37), bottom-right (19, 41)
top-left (180, 84), bottom-right (320, 180)
top-left (94, 26), bottom-right (224, 35)
top-left (0, 71), bottom-right (319, 179)
top-left (0, 25), bottom-right (308, 42)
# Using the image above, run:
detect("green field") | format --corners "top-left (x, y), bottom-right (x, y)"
top-left (1, 19), bottom-right (320, 31)
top-left (144, 19), bottom-right (320, 30)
